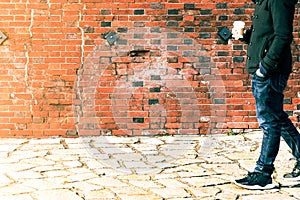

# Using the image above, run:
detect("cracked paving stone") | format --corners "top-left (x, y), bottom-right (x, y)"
top-left (181, 175), bottom-right (230, 187)
top-left (0, 184), bottom-right (36, 195)
top-left (0, 144), bottom-right (20, 152)
top-left (0, 194), bottom-right (34, 200)
top-left (83, 189), bottom-right (116, 199)
top-left (152, 173), bottom-right (178, 180)
top-left (66, 181), bottom-right (103, 192)
top-left (156, 179), bottom-right (188, 188)
top-left (216, 192), bottom-right (239, 200)
top-left (123, 161), bottom-right (150, 168)
top-left (111, 185), bottom-right (149, 196)
top-left (0, 174), bottom-right (14, 187)
top-left (21, 179), bottom-right (66, 190)
top-left (131, 144), bottom-right (158, 151)
top-left (28, 138), bottom-right (61, 145)
top-left (34, 189), bottom-right (83, 200)
top-left (217, 184), bottom-right (267, 196)
top-left (188, 186), bottom-right (221, 198)
top-left (149, 187), bottom-right (191, 199)
top-left (227, 151), bottom-right (260, 161)
top-left (240, 193), bottom-right (298, 200)
top-left (62, 160), bottom-right (83, 168)
top-left (20, 144), bottom-right (64, 151)
top-left (100, 147), bottom-right (135, 154)
top-left (118, 174), bottom-right (151, 180)
top-left (0, 163), bottom-right (36, 174)
top-left (281, 187), bottom-right (300, 199)
top-left (93, 168), bottom-right (132, 176)
top-left (9, 150), bottom-right (49, 160)
top-left (202, 155), bottom-right (234, 164)
top-left (50, 149), bottom-right (90, 156)
top-left (112, 153), bottom-right (143, 161)
top-left (127, 180), bottom-right (163, 188)
top-left (45, 154), bottom-right (80, 162)
top-left (238, 160), bottom-right (257, 172)
top-left (87, 177), bottom-right (128, 187)
top-left (116, 194), bottom-right (161, 200)
top-left (42, 169), bottom-right (72, 178)
top-left (7, 170), bottom-right (44, 180)
top-left (201, 163), bottom-right (241, 177)
top-left (66, 173), bottom-right (99, 182)
top-left (20, 158), bottom-right (56, 166)
top-left (93, 158), bottom-right (122, 169)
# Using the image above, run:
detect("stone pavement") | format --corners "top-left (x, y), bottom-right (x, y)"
top-left (0, 130), bottom-right (299, 200)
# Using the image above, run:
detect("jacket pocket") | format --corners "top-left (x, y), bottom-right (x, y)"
top-left (259, 36), bottom-right (274, 59)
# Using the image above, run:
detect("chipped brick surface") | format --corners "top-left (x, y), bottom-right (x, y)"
top-left (0, 1), bottom-right (299, 137)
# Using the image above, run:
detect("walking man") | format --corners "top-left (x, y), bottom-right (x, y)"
top-left (233, 0), bottom-right (300, 190)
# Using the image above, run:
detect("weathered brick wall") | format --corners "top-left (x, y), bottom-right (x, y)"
top-left (0, 0), bottom-right (299, 137)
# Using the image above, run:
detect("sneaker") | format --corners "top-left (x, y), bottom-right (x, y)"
top-left (283, 162), bottom-right (300, 181)
top-left (234, 172), bottom-right (275, 190)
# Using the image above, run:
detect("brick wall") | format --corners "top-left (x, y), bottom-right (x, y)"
top-left (0, 0), bottom-right (299, 137)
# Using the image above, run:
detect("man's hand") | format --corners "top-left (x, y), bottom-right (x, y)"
top-left (255, 68), bottom-right (265, 78)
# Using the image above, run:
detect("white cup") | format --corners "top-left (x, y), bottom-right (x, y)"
top-left (232, 21), bottom-right (245, 40)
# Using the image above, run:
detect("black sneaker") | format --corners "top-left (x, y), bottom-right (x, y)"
top-left (234, 172), bottom-right (275, 190)
top-left (283, 162), bottom-right (300, 181)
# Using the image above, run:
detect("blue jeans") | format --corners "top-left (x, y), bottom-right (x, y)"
top-left (252, 72), bottom-right (300, 176)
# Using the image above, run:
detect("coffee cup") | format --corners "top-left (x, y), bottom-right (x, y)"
top-left (232, 21), bottom-right (245, 40)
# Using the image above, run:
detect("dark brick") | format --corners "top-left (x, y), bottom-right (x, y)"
top-left (216, 3), bottom-right (227, 9)
top-left (134, 9), bottom-right (144, 15)
top-left (233, 45), bottom-right (244, 50)
top-left (101, 9), bottom-right (111, 15)
top-left (219, 15), bottom-right (228, 21)
top-left (234, 8), bottom-right (245, 15)
top-left (199, 56), bottom-right (211, 63)
top-left (132, 81), bottom-right (144, 87)
top-left (149, 87), bottom-right (161, 93)
top-left (133, 118), bottom-right (144, 123)
top-left (184, 3), bottom-right (195, 10)
top-left (167, 32), bottom-right (179, 39)
top-left (233, 57), bottom-right (245, 63)
top-left (214, 98), bottom-right (225, 104)
top-left (151, 75), bottom-right (161, 80)
top-left (183, 38), bottom-right (193, 44)
top-left (166, 21), bottom-right (179, 27)
top-left (168, 9), bottom-right (179, 15)
top-left (284, 98), bottom-right (292, 104)
top-left (117, 27), bottom-right (128, 33)
top-left (286, 110), bottom-right (293, 116)
top-left (150, 27), bottom-right (161, 33)
top-left (84, 27), bottom-right (94, 33)
top-left (101, 22), bottom-right (111, 27)
top-left (184, 27), bottom-right (195, 32)
top-left (199, 33), bottom-right (211, 39)
top-left (149, 99), bottom-right (159, 105)
top-left (167, 46), bottom-right (178, 51)
top-left (200, 9), bottom-right (212, 15)
top-left (167, 56), bottom-right (178, 63)
top-left (217, 51), bottom-right (229, 56)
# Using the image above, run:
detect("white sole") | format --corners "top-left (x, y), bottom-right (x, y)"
top-left (234, 181), bottom-right (276, 190)
top-left (283, 176), bottom-right (300, 181)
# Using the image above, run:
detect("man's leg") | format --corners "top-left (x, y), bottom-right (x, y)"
top-left (235, 73), bottom-right (286, 189)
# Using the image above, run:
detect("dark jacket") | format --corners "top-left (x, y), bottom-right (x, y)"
top-left (245, 0), bottom-right (297, 75)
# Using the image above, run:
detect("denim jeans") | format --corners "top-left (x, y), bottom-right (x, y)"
top-left (252, 72), bottom-right (300, 176)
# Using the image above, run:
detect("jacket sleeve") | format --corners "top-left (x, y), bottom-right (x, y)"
top-left (260, 0), bottom-right (296, 75)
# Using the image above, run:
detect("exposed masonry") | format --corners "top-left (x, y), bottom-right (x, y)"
top-left (26, 9), bottom-right (35, 122)
top-left (0, 1), bottom-right (299, 137)
top-left (74, 1), bottom-right (85, 136)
